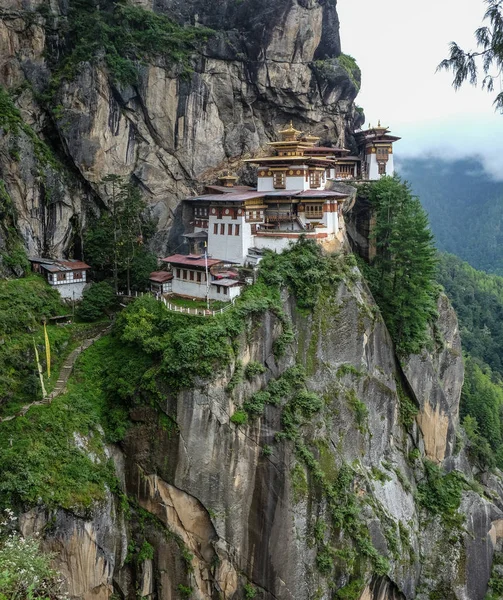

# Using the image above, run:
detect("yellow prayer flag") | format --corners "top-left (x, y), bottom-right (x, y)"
top-left (44, 323), bottom-right (51, 379)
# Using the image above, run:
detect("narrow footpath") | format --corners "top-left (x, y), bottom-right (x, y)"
top-left (0, 324), bottom-right (111, 423)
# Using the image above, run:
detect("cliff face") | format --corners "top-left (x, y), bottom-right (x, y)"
top-left (0, 0), bottom-right (362, 268)
top-left (18, 264), bottom-right (503, 600)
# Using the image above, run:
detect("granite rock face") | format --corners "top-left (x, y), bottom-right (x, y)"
top-left (23, 270), bottom-right (503, 600)
top-left (0, 0), bottom-right (362, 268)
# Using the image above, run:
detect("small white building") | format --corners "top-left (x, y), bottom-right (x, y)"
top-left (149, 271), bottom-right (173, 295)
top-left (161, 254), bottom-right (242, 302)
top-left (30, 258), bottom-right (91, 300)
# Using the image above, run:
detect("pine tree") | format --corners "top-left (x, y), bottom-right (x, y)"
top-left (438, 0), bottom-right (503, 110)
top-left (363, 176), bottom-right (438, 355)
top-left (84, 177), bottom-right (157, 293)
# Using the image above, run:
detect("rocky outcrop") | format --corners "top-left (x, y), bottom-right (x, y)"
top-left (0, 0), bottom-right (363, 266)
top-left (22, 266), bottom-right (503, 600)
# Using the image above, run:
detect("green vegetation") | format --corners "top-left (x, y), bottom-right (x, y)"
top-left (0, 509), bottom-right (64, 600)
top-left (435, 253), bottom-right (503, 470)
top-left (437, 253), bottom-right (503, 373)
top-left (0, 336), bottom-right (118, 509)
top-left (0, 180), bottom-right (29, 275)
top-left (0, 86), bottom-right (58, 169)
top-left (243, 583), bottom-right (257, 599)
top-left (244, 361), bottom-right (266, 380)
top-left (230, 410), bottom-right (248, 425)
top-left (0, 275), bottom-right (71, 412)
top-left (403, 158), bottom-right (503, 276)
top-left (77, 281), bottom-right (116, 321)
top-left (416, 460), bottom-right (466, 527)
top-left (312, 55), bottom-right (361, 91)
top-left (84, 175), bottom-right (157, 293)
top-left (337, 54), bottom-right (361, 90)
top-left (48, 0), bottom-right (213, 86)
top-left (358, 175), bottom-right (438, 355)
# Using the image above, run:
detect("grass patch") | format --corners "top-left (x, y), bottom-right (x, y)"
top-left (0, 336), bottom-right (120, 510)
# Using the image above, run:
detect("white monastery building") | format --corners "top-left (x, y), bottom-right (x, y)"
top-left (156, 122), bottom-right (400, 302)
top-left (29, 258), bottom-right (91, 300)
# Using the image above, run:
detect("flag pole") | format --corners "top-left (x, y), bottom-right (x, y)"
top-left (205, 242), bottom-right (210, 311)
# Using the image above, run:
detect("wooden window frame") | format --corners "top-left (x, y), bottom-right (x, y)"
top-left (228, 223), bottom-right (233, 235)
top-left (235, 224), bottom-right (240, 236)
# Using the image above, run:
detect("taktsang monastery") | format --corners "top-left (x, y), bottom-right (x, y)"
top-left (157, 122), bottom-right (400, 302)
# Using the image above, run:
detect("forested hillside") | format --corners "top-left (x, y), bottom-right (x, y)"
top-left (398, 158), bottom-right (503, 275)
top-left (437, 253), bottom-right (503, 468)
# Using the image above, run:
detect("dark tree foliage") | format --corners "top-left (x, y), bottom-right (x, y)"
top-left (84, 177), bottom-right (157, 294)
top-left (437, 253), bottom-right (503, 376)
top-left (436, 253), bottom-right (503, 469)
top-left (77, 281), bottom-right (116, 322)
top-left (400, 157), bottom-right (503, 276)
top-left (360, 176), bottom-right (438, 355)
top-left (438, 0), bottom-right (503, 110)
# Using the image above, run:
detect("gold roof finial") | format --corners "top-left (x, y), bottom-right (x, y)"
top-left (378, 119), bottom-right (381, 127)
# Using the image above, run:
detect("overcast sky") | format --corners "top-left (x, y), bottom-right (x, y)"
top-left (337, 0), bottom-right (503, 179)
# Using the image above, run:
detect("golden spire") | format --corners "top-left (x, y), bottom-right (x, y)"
top-left (278, 121), bottom-right (302, 141)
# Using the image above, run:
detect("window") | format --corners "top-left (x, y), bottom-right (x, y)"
top-left (73, 271), bottom-right (82, 279)
top-left (228, 224), bottom-right (233, 235)
top-left (190, 271), bottom-right (194, 281)
top-left (177, 268), bottom-right (181, 278)
top-left (235, 224), bottom-right (240, 236)
top-left (273, 171), bottom-right (286, 189)
top-left (214, 223), bottom-right (218, 235)
top-left (197, 272), bottom-right (202, 283)
top-left (57, 272), bottom-right (66, 281)
top-left (378, 162), bottom-right (386, 175)
top-left (216, 285), bottom-right (221, 294)
top-left (183, 269), bottom-right (188, 280)
top-left (220, 223), bottom-right (225, 235)
top-left (251, 224), bottom-right (257, 235)
top-left (309, 171), bottom-right (321, 188)
top-left (223, 287), bottom-right (228, 295)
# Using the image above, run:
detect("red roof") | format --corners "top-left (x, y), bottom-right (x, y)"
top-left (149, 271), bottom-right (174, 283)
top-left (296, 190), bottom-right (349, 199)
top-left (205, 185), bottom-right (255, 194)
top-left (192, 192), bottom-right (265, 202)
top-left (58, 260), bottom-right (91, 270)
top-left (161, 254), bottom-right (223, 269)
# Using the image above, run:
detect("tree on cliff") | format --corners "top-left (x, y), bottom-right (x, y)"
top-left (438, 0), bottom-right (503, 110)
top-left (84, 176), bottom-right (157, 294)
top-left (360, 176), bottom-right (438, 355)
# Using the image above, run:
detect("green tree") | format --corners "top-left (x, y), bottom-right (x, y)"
top-left (0, 509), bottom-right (65, 599)
top-left (438, 0), bottom-right (503, 110)
top-left (361, 176), bottom-right (438, 355)
top-left (77, 281), bottom-right (116, 321)
top-left (85, 177), bottom-right (157, 294)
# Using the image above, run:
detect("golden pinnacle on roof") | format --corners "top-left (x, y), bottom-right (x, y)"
top-left (278, 121), bottom-right (302, 141)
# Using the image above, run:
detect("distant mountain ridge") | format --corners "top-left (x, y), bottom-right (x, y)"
top-left (397, 157), bottom-right (503, 275)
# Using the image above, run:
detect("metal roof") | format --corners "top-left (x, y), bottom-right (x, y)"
top-left (190, 191), bottom-right (266, 202)
top-left (183, 231), bottom-right (208, 239)
top-left (161, 254), bottom-right (223, 268)
top-left (30, 257), bottom-right (91, 272)
top-left (149, 271), bottom-right (174, 283)
top-left (210, 279), bottom-right (241, 287)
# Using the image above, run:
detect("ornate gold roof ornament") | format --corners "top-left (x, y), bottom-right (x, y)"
top-left (278, 121), bottom-right (302, 141)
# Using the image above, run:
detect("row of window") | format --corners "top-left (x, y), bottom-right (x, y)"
top-left (213, 223), bottom-right (241, 236)
top-left (215, 285), bottom-right (229, 295)
top-left (194, 207), bottom-right (209, 217)
top-left (56, 271), bottom-right (83, 281)
top-left (176, 269), bottom-right (207, 283)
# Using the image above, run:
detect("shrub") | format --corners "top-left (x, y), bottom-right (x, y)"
top-left (0, 509), bottom-right (65, 599)
top-left (230, 410), bottom-right (248, 425)
top-left (77, 281), bottom-right (116, 321)
top-left (244, 361), bottom-right (266, 380)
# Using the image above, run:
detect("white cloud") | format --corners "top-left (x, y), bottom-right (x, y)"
top-left (337, 0), bottom-right (503, 180)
